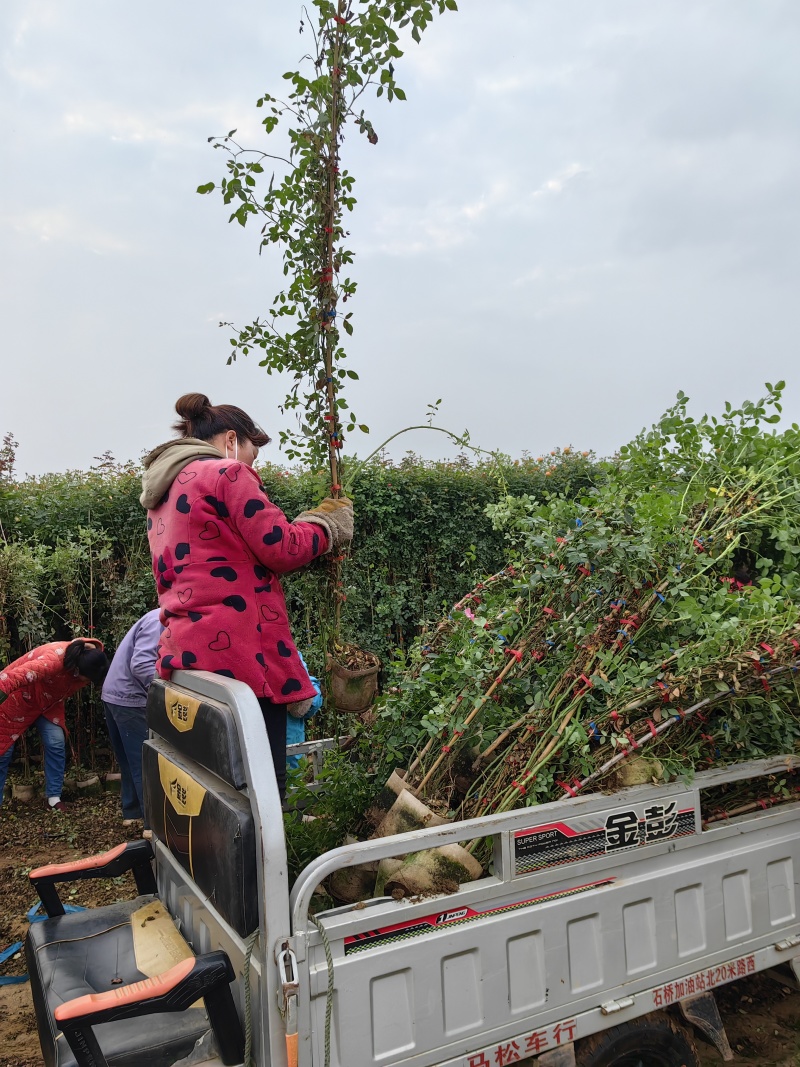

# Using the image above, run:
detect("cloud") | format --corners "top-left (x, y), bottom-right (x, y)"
top-left (369, 163), bottom-right (588, 255)
top-left (2, 208), bottom-right (134, 255)
top-left (2, 0), bottom-right (800, 476)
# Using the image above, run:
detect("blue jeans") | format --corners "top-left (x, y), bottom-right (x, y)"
top-left (104, 702), bottom-right (148, 821)
top-left (0, 716), bottom-right (66, 804)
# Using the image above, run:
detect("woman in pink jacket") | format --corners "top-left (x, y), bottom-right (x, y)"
top-left (141, 393), bottom-right (353, 796)
top-left (0, 638), bottom-right (108, 810)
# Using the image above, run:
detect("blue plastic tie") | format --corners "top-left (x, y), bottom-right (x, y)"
top-left (27, 901), bottom-right (85, 923)
top-left (0, 941), bottom-right (27, 986)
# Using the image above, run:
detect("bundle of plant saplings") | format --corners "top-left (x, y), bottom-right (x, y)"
top-left (295, 388), bottom-right (800, 898)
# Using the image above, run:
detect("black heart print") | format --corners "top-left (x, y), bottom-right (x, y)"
top-left (211, 566), bottom-right (238, 582)
top-left (244, 499), bottom-right (266, 518)
top-left (205, 495), bottom-right (230, 518)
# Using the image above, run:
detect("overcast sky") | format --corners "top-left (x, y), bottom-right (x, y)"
top-left (1, 1), bottom-right (798, 477)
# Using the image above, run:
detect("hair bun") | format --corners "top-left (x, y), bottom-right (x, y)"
top-left (175, 393), bottom-right (211, 420)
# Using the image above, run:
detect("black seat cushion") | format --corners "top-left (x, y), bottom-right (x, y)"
top-left (25, 897), bottom-right (211, 1067)
top-left (143, 739), bottom-right (259, 938)
top-left (147, 678), bottom-right (246, 789)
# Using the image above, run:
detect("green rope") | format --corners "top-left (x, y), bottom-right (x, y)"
top-left (309, 914), bottom-right (334, 1067)
top-left (242, 930), bottom-right (259, 1067)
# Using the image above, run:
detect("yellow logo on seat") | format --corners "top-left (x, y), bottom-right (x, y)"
top-left (157, 753), bottom-right (206, 816)
top-left (164, 687), bottom-right (201, 732)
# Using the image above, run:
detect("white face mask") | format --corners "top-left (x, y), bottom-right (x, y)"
top-left (226, 438), bottom-right (239, 461)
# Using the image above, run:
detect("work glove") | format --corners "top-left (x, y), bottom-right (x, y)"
top-left (293, 496), bottom-right (353, 549)
top-left (287, 697), bottom-right (315, 720)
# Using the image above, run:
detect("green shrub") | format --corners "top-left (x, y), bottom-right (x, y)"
top-left (0, 450), bottom-right (598, 765)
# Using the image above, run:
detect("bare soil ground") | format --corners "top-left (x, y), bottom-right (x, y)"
top-left (2, 787), bottom-right (800, 1067)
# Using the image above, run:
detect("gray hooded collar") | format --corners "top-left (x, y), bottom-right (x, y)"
top-left (139, 437), bottom-right (224, 509)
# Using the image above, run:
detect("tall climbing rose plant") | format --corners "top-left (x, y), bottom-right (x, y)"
top-left (199, 0), bottom-right (458, 493)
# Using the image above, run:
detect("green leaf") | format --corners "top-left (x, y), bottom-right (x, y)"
top-left (196, 182), bottom-right (215, 194)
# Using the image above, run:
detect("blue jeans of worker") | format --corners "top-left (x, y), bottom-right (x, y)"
top-left (104, 702), bottom-right (148, 822)
top-left (0, 716), bottom-right (66, 805)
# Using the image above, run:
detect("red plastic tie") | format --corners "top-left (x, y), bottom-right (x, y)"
top-left (579, 672), bottom-right (593, 688)
top-left (511, 779), bottom-right (527, 795)
top-left (504, 648), bottom-right (523, 663)
top-left (758, 798), bottom-right (769, 809)
top-left (558, 780), bottom-right (577, 797)
top-left (760, 643), bottom-right (775, 657)
top-left (761, 677), bottom-right (771, 692)
top-left (542, 606), bottom-right (559, 618)
top-left (646, 719), bottom-right (658, 740)
top-left (625, 729), bottom-right (639, 750)
top-left (577, 565), bottom-right (591, 577)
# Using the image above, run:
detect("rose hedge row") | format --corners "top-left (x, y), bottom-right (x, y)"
top-left (0, 451), bottom-right (597, 764)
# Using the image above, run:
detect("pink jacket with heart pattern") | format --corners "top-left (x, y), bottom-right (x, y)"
top-left (144, 452), bottom-right (328, 704)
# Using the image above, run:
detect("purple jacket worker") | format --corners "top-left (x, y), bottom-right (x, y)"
top-left (102, 609), bottom-right (164, 826)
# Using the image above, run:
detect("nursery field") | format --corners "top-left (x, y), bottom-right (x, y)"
top-left (3, 387), bottom-right (800, 1062)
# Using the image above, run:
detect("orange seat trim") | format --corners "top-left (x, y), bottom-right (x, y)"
top-left (30, 842), bottom-right (129, 880)
top-left (54, 957), bottom-right (196, 1022)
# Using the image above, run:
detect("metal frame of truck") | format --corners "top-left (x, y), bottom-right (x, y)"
top-left (25, 670), bottom-right (800, 1066)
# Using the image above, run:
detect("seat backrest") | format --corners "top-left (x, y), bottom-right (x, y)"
top-left (146, 680), bottom-right (247, 788)
top-left (143, 679), bottom-right (259, 938)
